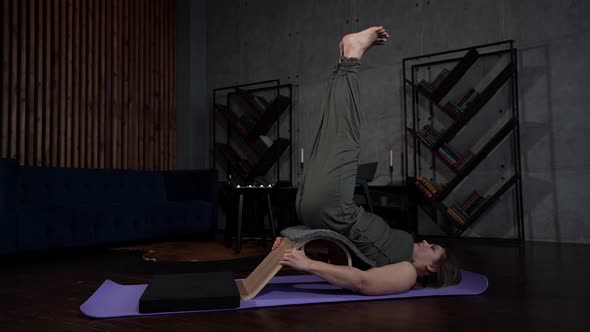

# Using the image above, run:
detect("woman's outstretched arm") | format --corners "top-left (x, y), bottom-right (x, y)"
top-left (279, 247), bottom-right (417, 296)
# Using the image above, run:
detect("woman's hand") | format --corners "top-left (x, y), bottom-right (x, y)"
top-left (271, 237), bottom-right (283, 250)
top-left (280, 249), bottom-right (313, 272)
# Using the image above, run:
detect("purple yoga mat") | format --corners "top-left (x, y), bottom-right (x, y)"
top-left (80, 270), bottom-right (487, 318)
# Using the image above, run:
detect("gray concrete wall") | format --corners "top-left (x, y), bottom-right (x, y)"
top-left (176, 0), bottom-right (208, 170)
top-left (205, 0), bottom-right (590, 243)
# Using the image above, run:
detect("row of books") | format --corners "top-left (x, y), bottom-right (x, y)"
top-left (220, 91), bottom-right (291, 142)
top-left (446, 173), bottom-right (513, 225)
top-left (216, 102), bottom-right (277, 144)
top-left (414, 125), bottom-right (474, 171)
top-left (418, 118), bottom-right (513, 171)
top-left (216, 104), bottom-right (251, 138)
top-left (440, 87), bottom-right (480, 120)
top-left (437, 149), bottom-right (474, 172)
top-left (446, 190), bottom-right (487, 225)
top-left (414, 176), bottom-right (442, 199)
top-left (417, 68), bottom-right (450, 96)
top-left (235, 88), bottom-right (270, 120)
top-left (414, 124), bottom-right (442, 148)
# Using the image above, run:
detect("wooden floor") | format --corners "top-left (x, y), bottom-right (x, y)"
top-left (1, 234), bottom-right (588, 332)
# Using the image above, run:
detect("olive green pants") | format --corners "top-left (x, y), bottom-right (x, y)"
top-left (295, 57), bottom-right (413, 266)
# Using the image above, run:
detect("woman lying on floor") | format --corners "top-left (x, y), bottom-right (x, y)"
top-left (272, 26), bottom-right (461, 296)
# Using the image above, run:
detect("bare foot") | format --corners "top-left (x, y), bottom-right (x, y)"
top-left (341, 26), bottom-right (390, 59)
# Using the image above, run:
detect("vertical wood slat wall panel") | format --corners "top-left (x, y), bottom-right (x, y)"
top-left (18, 0), bottom-right (26, 165)
top-left (51, 0), bottom-right (59, 166)
top-left (1, 0), bottom-right (9, 158)
top-left (112, 0), bottom-right (119, 169)
top-left (138, 0), bottom-right (144, 170)
top-left (156, 2), bottom-right (166, 169)
top-left (33, 1), bottom-right (45, 166)
top-left (104, 0), bottom-right (111, 169)
top-left (26, 0), bottom-right (34, 166)
top-left (122, 0), bottom-right (128, 170)
top-left (35, 0), bottom-right (43, 166)
top-left (66, 0), bottom-right (72, 166)
top-left (149, 0), bottom-right (153, 171)
top-left (166, 0), bottom-right (172, 170)
top-left (164, 0), bottom-right (169, 171)
top-left (0, 0), bottom-right (176, 170)
top-left (171, 0), bottom-right (176, 169)
top-left (43, 0), bottom-right (51, 166)
top-left (92, 0), bottom-right (99, 167)
top-left (98, 0), bottom-right (105, 168)
top-left (10, 1), bottom-right (17, 161)
top-left (129, 0), bottom-right (136, 170)
top-left (59, 0), bottom-right (66, 167)
top-left (72, 0), bottom-right (79, 168)
top-left (79, 0), bottom-right (86, 168)
top-left (151, 0), bottom-right (156, 171)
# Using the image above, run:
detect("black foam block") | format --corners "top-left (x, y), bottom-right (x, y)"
top-left (138, 272), bottom-right (240, 313)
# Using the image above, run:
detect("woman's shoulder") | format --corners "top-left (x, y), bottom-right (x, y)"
top-left (396, 261), bottom-right (417, 278)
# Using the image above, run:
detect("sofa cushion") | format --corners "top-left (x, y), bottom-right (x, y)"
top-left (0, 209), bottom-right (17, 253)
top-left (16, 167), bottom-right (167, 207)
top-left (15, 200), bottom-right (213, 252)
top-left (0, 158), bottom-right (18, 210)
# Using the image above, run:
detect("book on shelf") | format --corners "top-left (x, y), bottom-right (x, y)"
top-left (458, 190), bottom-right (486, 215)
top-left (462, 61), bottom-right (514, 117)
top-left (436, 148), bottom-right (457, 166)
top-left (239, 113), bottom-right (257, 130)
top-left (452, 203), bottom-right (471, 221)
top-left (414, 180), bottom-right (434, 198)
top-left (235, 88), bottom-right (264, 119)
top-left (461, 191), bottom-right (480, 209)
top-left (446, 206), bottom-right (466, 225)
top-left (255, 95), bottom-right (269, 109)
top-left (215, 104), bottom-right (251, 137)
top-left (440, 88), bottom-right (479, 120)
top-left (455, 151), bottom-right (474, 171)
top-left (416, 130), bottom-right (435, 147)
top-left (431, 48), bottom-right (480, 103)
top-left (417, 80), bottom-right (435, 96)
top-left (437, 144), bottom-right (461, 163)
top-left (417, 69), bottom-right (451, 96)
top-left (442, 102), bottom-right (463, 119)
top-left (457, 88), bottom-right (478, 108)
top-left (422, 125), bottom-right (442, 142)
top-left (432, 68), bottom-right (450, 89)
top-left (258, 135), bottom-right (273, 148)
top-left (465, 195), bottom-right (485, 215)
top-left (417, 176), bottom-right (441, 196)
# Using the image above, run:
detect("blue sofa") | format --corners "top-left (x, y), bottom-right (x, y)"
top-left (0, 158), bottom-right (218, 254)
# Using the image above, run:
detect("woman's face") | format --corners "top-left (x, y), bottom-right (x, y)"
top-left (413, 240), bottom-right (445, 271)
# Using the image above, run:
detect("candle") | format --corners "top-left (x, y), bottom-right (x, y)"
top-left (301, 148), bottom-right (304, 164)
top-left (389, 150), bottom-right (393, 167)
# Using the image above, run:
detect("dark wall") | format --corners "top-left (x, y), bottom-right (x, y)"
top-left (176, 0), bottom-right (208, 170)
